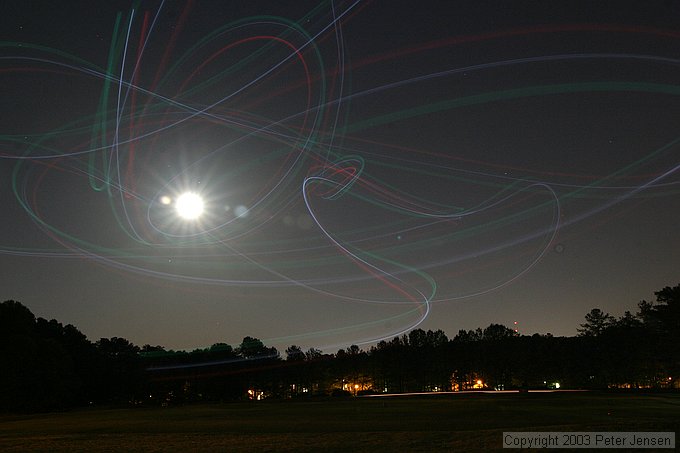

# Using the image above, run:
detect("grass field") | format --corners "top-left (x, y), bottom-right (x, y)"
top-left (1, 391), bottom-right (678, 452)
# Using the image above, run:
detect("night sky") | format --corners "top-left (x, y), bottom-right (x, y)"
top-left (2, 0), bottom-right (679, 353)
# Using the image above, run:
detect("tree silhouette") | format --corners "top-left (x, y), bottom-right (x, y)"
top-left (1, 300), bottom-right (99, 410)
top-left (577, 308), bottom-right (615, 336)
top-left (3, 283), bottom-right (679, 412)
top-left (0, 300), bottom-right (35, 336)
top-left (637, 284), bottom-right (680, 386)
top-left (95, 337), bottom-right (143, 402)
top-left (285, 345), bottom-right (305, 362)
top-left (238, 336), bottom-right (269, 358)
top-left (305, 348), bottom-right (322, 361)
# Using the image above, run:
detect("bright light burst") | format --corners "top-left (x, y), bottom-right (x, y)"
top-left (175, 192), bottom-right (204, 220)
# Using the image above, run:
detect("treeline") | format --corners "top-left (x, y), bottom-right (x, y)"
top-left (1, 284), bottom-right (678, 412)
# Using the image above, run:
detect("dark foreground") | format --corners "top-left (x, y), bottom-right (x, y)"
top-left (1, 392), bottom-right (678, 452)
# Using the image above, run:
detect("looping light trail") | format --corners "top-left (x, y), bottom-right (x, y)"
top-left (1, 1), bottom-right (679, 351)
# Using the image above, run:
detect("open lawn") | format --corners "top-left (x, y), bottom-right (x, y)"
top-left (1, 392), bottom-right (678, 452)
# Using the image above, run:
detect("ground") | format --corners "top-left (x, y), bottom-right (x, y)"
top-left (1, 392), bottom-right (678, 452)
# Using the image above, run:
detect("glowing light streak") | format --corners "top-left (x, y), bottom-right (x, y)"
top-left (2, 3), bottom-right (679, 352)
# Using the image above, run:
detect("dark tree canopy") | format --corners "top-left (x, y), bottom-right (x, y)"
top-left (2, 284), bottom-right (678, 412)
top-left (639, 284), bottom-right (680, 331)
top-left (0, 300), bottom-right (35, 338)
top-left (285, 345), bottom-right (305, 361)
top-left (577, 308), bottom-right (615, 336)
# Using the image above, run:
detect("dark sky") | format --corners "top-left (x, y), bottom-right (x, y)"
top-left (1, 0), bottom-right (679, 352)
